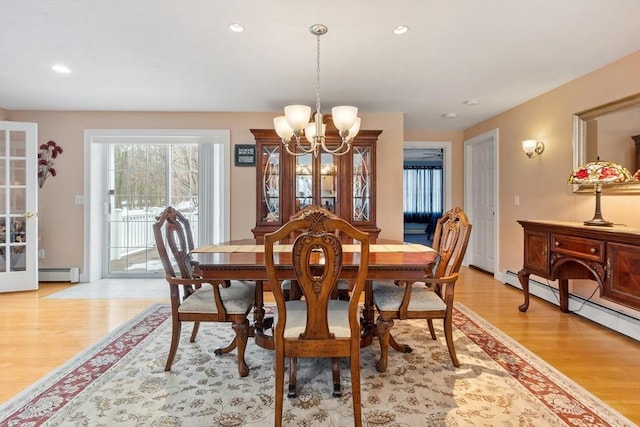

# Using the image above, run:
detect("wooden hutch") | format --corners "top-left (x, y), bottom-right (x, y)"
top-left (251, 119), bottom-right (382, 238)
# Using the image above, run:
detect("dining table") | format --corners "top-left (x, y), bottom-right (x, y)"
top-left (191, 238), bottom-right (440, 349)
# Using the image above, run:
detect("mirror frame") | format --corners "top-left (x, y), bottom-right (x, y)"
top-left (572, 92), bottom-right (640, 193)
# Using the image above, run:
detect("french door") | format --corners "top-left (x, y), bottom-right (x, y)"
top-left (0, 121), bottom-right (38, 292)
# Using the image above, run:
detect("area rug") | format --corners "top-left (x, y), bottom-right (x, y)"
top-left (0, 303), bottom-right (634, 427)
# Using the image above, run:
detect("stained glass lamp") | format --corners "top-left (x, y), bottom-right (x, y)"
top-left (568, 159), bottom-right (632, 226)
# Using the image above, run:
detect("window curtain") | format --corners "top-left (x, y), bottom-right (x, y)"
top-left (403, 166), bottom-right (443, 234)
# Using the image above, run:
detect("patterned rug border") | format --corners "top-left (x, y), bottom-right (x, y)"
top-left (453, 304), bottom-right (636, 426)
top-left (0, 303), bottom-right (635, 426)
top-left (0, 303), bottom-right (171, 421)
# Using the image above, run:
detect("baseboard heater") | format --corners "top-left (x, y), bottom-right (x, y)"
top-left (38, 267), bottom-right (80, 283)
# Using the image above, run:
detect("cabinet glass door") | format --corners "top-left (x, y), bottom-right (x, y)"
top-left (320, 153), bottom-right (337, 213)
top-left (353, 146), bottom-right (371, 222)
top-left (260, 145), bottom-right (280, 224)
top-left (295, 154), bottom-right (313, 213)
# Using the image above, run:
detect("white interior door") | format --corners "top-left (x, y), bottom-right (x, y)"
top-left (464, 130), bottom-right (497, 274)
top-left (0, 121), bottom-right (38, 292)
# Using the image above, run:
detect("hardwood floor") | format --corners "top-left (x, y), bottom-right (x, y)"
top-left (1, 268), bottom-right (638, 424)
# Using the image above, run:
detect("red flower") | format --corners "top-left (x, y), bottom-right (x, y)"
top-left (575, 169), bottom-right (589, 179)
top-left (599, 167), bottom-right (618, 179)
top-left (38, 140), bottom-right (64, 188)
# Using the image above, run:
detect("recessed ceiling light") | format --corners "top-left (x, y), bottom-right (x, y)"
top-left (443, 112), bottom-right (457, 118)
top-left (229, 23), bottom-right (244, 33)
top-left (464, 99), bottom-right (480, 106)
top-left (52, 64), bottom-right (71, 74)
top-left (392, 25), bottom-right (409, 35)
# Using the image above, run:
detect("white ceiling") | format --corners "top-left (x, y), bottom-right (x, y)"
top-left (1, 0), bottom-right (639, 131)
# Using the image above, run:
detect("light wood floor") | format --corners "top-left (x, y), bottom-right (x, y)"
top-left (1, 267), bottom-right (638, 423)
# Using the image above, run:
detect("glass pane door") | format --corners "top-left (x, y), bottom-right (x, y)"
top-left (260, 145), bottom-right (280, 224)
top-left (106, 143), bottom-right (198, 276)
top-left (353, 146), bottom-right (371, 222)
top-left (295, 154), bottom-right (313, 213)
top-left (0, 121), bottom-right (38, 292)
top-left (320, 153), bottom-right (337, 213)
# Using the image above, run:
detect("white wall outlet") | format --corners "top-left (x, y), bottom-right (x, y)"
top-left (38, 249), bottom-right (45, 259)
top-left (514, 195), bottom-right (520, 206)
top-left (75, 195), bottom-right (84, 205)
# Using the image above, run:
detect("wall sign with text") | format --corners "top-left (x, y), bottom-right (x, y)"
top-left (234, 144), bottom-right (256, 166)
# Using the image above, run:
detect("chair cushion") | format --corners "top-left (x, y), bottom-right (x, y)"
top-left (178, 280), bottom-right (255, 314)
top-left (274, 300), bottom-right (352, 338)
top-left (372, 280), bottom-right (446, 312)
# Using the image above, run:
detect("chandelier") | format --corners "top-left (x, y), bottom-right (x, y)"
top-left (273, 24), bottom-right (361, 157)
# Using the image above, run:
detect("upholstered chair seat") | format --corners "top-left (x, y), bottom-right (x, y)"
top-left (372, 282), bottom-right (447, 312)
top-left (178, 282), bottom-right (255, 314)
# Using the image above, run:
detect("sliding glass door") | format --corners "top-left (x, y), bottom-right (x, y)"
top-left (106, 143), bottom-right (199, 276)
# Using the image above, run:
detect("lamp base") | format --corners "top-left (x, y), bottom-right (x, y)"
top-left (583, 218), bottom-right (613, 227)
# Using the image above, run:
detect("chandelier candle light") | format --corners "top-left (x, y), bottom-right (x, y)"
top-left (568, 158), bottom-right (632, 226)
top-left (273, 24), bottom-right (361, 157)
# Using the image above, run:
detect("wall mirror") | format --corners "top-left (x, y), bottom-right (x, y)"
top-left (573, 92), bottom-right (640, 193)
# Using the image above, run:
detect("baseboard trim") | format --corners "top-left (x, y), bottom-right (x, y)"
top-left (469, 265), bottom-right (494, 277)
top-left (500, 270), bottom-right (640, 342)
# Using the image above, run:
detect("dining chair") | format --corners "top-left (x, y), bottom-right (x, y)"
top-left (264, 206), bottom-right (369, 427)
top-left (153, 206), bottom-right (256, 377)
top-left (281, 206), bottom-right (352, 301)
top-left (371, 207), bottom-right (472, 372)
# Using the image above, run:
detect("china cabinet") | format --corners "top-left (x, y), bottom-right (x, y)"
top-left (251, 121), bottom-right (382, 238)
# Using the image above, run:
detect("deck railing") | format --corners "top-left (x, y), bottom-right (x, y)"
top-left (109, 209), bottom-right (198, 260)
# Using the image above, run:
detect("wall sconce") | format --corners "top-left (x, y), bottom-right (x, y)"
top-left (522, 139), bottom-right (544, 158)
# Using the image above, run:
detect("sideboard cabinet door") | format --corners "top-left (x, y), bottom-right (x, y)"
top-left (605, 242), bottom-right (640, 309)
top-left (523, 230), bottom-right (549, 276)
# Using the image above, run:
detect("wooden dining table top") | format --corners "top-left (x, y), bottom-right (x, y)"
top-left (191, 238), bottom-right (440, 281)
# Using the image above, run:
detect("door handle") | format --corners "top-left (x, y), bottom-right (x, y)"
top-left (24, 212), bottom-right (36, 219)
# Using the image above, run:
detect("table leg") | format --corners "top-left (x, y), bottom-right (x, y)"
top-left (253, 280), bottom-right (265, 330)
top-left (360, 280), bottom-right (375, 347)
top-left (517, 270), bottom-right (530, 312)
top-left (253, 280), bottom-right (274, 350)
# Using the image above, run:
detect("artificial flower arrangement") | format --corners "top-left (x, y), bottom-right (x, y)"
top-left (38, 140), bottom-right (63, 188)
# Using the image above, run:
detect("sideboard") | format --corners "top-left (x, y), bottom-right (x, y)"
top-left (517, 220), bottom-right (640, 312)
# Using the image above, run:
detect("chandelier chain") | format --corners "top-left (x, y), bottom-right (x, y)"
top-left (273, 24), bottom-right (359, 157)
top-left (315, 32), bottom-right (321, 114)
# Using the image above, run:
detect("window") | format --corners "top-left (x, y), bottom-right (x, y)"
top-left (403, 166), bottom-right (443, 234)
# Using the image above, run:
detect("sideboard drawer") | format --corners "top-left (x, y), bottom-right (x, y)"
top-left (551, 234), bottom-right (605, 262)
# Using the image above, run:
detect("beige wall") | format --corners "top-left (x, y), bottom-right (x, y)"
top-left (465, 50), bottom-right (640, 314)
top-left (3, 110), bottom-right (405, 269)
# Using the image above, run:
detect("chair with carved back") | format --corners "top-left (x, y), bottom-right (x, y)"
top-left (371, 206), bottom-right (472, 372)
top-left (153, 206), bottom-right (255, 377)
top-left (264, 206), bottom-right (369, 427)
top-left (282, 206), bottom-right (351, 301)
